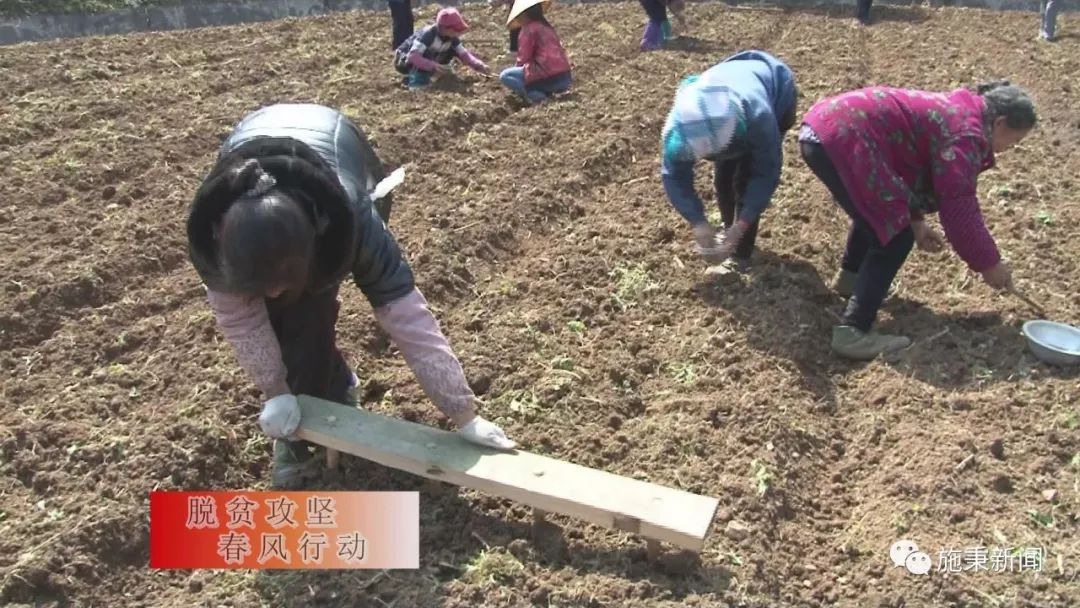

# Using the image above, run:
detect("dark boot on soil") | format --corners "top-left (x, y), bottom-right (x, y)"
top-left (831, 325), bottom-right (910, 360)
top-left (271, 439), bottom-right (320, 490)
top-left (705, 257), bottom-right (750, 284)
top-left (833, 268), bottom-right (858, 298)
top-left (407, 71), bottom-right (433, 90)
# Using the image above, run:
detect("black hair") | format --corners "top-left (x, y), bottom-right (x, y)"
top-left (976, 80), bottom-right (1037, 131)
top-left (215, 159), bottom-right (316, 297)
top-left (189, 135), bottom-right (355, 297)
top-left (523, 4), bottom-right (550, 26)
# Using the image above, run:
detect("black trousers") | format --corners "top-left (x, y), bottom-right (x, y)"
top-left (799, 141), bottom-right (914, 332)
top-left (389, 0), bottom-right (413, 50)
top-left (639, 0), bottom-right (667, 24)
top-left (713, 159), bottom-right (759, 260)
top-left (266, 285), bottom-right (352, 453)
top-left (856, 0), bottom-right (873, 20)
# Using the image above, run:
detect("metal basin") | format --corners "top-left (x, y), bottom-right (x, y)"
top-left (1022, 321), bottom-right (1080, 367)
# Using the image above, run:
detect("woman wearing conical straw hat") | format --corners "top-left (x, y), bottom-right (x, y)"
top-left (499, 0), bottom-right (572, 105)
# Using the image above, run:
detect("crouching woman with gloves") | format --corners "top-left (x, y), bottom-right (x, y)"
top-left (187, 103), bottom-right (516, 488)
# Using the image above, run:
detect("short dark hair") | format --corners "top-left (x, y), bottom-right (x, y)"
top-left (977, 80), bottom-right (1037, 131)
top-left (524, 4), bottom-right (549, 25)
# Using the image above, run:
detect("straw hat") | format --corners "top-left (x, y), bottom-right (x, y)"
top-left (506, 0), bottom-right (552, 29)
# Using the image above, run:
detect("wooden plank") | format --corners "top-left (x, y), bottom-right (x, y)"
top-left (295, 396), bottom-right (720, 551)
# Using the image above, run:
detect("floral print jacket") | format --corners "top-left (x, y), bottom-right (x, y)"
top-left (803, 87), bottom-right (1001, 272)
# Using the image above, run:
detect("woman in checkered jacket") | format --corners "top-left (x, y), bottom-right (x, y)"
top-left (660, 50), bottom-right (798, 275)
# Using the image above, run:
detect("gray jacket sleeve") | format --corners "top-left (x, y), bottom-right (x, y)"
top-left (351, 204), bottom-right (416, 308)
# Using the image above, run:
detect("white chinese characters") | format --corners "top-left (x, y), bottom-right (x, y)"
top-left (890, 539), bottom-right (1045, 576)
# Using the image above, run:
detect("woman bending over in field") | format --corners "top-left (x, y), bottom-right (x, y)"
top-left (799, 81), bottom-right (1037, 360)
top-left (187, 104), bottom-right (516, 489)
top-left (661, 50), bottom-right (798, 274)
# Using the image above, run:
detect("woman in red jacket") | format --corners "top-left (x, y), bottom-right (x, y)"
top-left (498, 1), bottom-right (571, 105)
top-left (800, 81), bottom-right (1036, 360)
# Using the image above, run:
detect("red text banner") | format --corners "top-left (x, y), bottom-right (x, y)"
top-left (150, 491), bottom-right (419, 569)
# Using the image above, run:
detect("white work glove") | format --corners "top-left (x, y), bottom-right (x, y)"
top-left (259, 394), bottom-right (302, 439)
top-left (459, 416), bottom-right (518, 450)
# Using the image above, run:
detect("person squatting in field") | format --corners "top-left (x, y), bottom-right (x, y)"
top-left (393, 7), bottom-right (490, 90)
top-left (799, 81), bottom-right (1037, 360)
top-left (186, 103), bottom-right (516, 489)
top-left (499, 0), bottom-right (572, 106)
top-left (660, 49), bottom-right (798, 274)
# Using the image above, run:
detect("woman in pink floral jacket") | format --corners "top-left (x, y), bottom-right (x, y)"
top-left (799, 81), bottom-right (1037, 360)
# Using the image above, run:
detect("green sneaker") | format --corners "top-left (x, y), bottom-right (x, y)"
top-left (831, 325), bottom-right (911, 360)
top-left (271, 440), bottom-right (318, 490)
top-left (834, 269), bottom-right (858, 298)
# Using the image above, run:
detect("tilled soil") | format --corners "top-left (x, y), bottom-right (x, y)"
top-left (0, 2), bottom-right (1078, 607)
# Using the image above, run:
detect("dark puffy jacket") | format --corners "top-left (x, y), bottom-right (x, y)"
top-left (187, 103), bottom-right (415, 308)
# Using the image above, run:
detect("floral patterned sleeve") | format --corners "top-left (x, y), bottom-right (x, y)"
top-left (372, 288), bottom-right (476, 419)
top-left (206, 290), bottom-right (290, 398)
top-left (932, 137), bottom-right (1001, 272)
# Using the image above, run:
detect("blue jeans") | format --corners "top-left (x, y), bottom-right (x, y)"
top-left (499, 67), bottom-right (571, 104)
